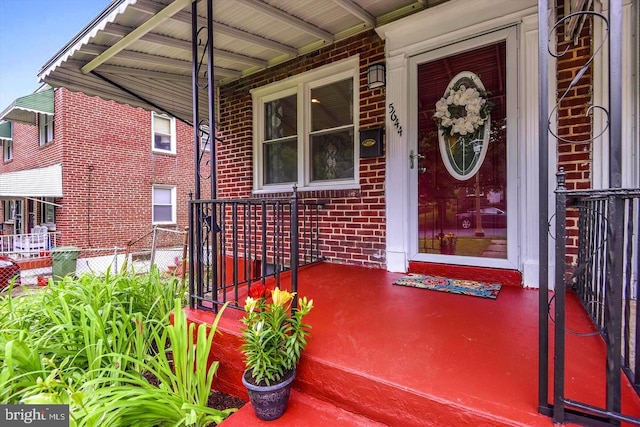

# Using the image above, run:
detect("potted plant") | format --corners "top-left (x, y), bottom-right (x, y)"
top-left (240, 285), bottom-right (314, 421)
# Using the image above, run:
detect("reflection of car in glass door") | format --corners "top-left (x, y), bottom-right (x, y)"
top-left (456, 207), bottom-right (506, 229)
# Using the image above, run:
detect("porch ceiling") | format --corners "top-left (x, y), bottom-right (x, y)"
top-left (38, 0), bottom-right (447, 124)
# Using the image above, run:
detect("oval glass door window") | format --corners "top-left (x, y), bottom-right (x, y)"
top-left (435, 71), bottom-right (492, 181)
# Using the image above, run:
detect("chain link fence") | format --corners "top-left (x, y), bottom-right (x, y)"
top-left (1, 227), bottom-right (188, 289)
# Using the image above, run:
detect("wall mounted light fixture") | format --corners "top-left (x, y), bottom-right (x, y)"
top-left (367, 63), bottom-right (386, 90)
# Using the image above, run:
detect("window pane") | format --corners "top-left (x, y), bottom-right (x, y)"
top-left (154, 134), bottom-right (171, 151)
top-left (310, 129), bottom-right (354, 181)
top-left (3, 141), bottom-right (12, 160)
top-left (3, 201), bottom-right (10, 222)
top-left (265, 95), bottom-right (297, 140)
top-left (311, 79), bottom-right (353, 132)
top-left (39, 113), bottom-right (54, 145)
top-left (264, 138), bottom-right (297, 184)
top-left (154, 115), bottom-right (171, 134)
top-left (45, 204), bottom-right (55, 223)
top-left (200, 125), bottom-right (211, 151)
top-left (154, 188), bottom-right (172, 204)
top-left (153, 205), bottom-right (172, 222)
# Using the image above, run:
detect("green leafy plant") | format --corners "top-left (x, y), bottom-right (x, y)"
top-left (79, 299), bottom-right (234, 427)
top-left (240, 286), bottom-right (313, 386)
top-left (0, 268), bottom-right (238, 426)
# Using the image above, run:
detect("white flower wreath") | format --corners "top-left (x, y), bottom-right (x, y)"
top-left (433, 81), bottom-right (492, 142)
top-left (434, 71), bottom-right (493, 181)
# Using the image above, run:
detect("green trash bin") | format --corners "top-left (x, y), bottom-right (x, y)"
top-left (52, 246), bottom-right (80, 282)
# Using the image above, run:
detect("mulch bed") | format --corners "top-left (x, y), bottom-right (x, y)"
top-left (143, 371), bottom-right (246, 413)
top-left (207, 390), bottom-right (246, 412)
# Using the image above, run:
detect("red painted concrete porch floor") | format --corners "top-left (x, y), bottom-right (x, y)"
top-left (187, 262), bottom-right (640, 426)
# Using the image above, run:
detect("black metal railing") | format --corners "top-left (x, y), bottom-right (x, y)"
top-left (553, 169), bottom-right (640, 425)
top-left (537, 0), bottom-right (640, 424)
top-left (188, 190), bottom-right (323, 312)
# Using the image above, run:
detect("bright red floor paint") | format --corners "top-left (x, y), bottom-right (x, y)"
top-left (188, 262), bottom-right (640, 426)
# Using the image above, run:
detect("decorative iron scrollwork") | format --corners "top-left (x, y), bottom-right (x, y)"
top-left (198, 121), bottom-right (211, 180)
top-left (195, 22), bottom-right (212, 181)
top-left (548, 11), bottom-right (609, 144)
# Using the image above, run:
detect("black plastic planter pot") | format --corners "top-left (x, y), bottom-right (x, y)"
top-left (242, 369), bottom-right (296, 421)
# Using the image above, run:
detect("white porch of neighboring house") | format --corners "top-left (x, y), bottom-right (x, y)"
top-left (0, 229), bottom-right (60, 258)
top-left (0, 87), bottom-right (60, 238)
top-left (0, 163), bottom-right (62, 255)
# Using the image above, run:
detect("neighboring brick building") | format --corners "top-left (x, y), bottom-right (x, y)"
top-left (0, 85), bottom-right (209, 251)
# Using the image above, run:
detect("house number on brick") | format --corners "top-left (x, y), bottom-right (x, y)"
top-left (389, 103), bottom-right (402, 136)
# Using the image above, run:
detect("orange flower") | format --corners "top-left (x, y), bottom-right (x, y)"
top-left (248, 284), bottom-right (272, 299)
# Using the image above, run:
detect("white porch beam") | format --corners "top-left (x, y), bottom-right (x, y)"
top-left (81, 0), bottom-right (192, 74)
top-left (93, 49), bottom-right (241, 78)
top-left (214, 49), bottom-right (267, 68)
top-left (332, 0), bottom-right (376, 27)
top-left (67, 59), bottom-right (194, 81)
top-left (235, 0), bottom-right (334, 43)
top-left (100, 24), bottom-right (269, 68)
top-left (82, 63), bottom-right (192, 82)
top-left (132, 0), bottom-right (298, 56)
top-left (102, 23), bottom-right (191, 51)
top-left (81, 46), bottom-right (193, 71)
top-left (213, 22), bottom-right (298, 56)
top-left (212, 66), bottom-right (242, 78)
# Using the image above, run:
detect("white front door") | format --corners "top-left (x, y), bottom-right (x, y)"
top-left (407, 28), bottom-right (519, 270)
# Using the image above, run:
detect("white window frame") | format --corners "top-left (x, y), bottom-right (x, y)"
top-left (39, 113), bottom-right (54, 145)
top-left (151, 112), bottom-right (176, 154)
top-left (3, 140), bottom-right (12, 161)
top-left (152, 185), bottom-right (176, 225)
top-left (252, 56), bottom-right (360, 193)
top-left (3, 200), bottom-right (14, 223)
top-left (41, 198), bottom-right (56, 224)
top-left (200, 125), bottom-right (211, 152)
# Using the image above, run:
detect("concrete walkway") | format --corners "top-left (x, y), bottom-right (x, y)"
top-left (481, 239), bottom-right (507, 258)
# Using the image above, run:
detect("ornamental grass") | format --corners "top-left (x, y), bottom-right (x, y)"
top-left (0, 268), bottom-right (236, 426)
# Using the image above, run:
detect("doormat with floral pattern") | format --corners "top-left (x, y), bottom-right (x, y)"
top-left (393, 273), bottom-right (501, 299)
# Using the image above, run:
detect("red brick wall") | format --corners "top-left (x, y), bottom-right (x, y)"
top-left (1, 87), bottom-right (208, 249)
top-left (218, 30), bottom-right (387, 268)
top-left (555, 0), bottom-right (593, 265)
top-left (1, 119), bottom-right (63, 170)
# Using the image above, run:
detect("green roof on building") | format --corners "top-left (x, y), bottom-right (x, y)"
top-left (0, 121), bottom-right (12, 140)
top-left (0, 88), bottom-right (54, 125)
